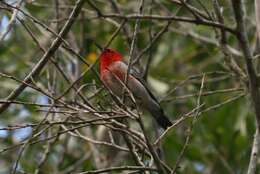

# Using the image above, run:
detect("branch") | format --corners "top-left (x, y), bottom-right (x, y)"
top-left (0, 0), bottom-right (85, 114)
top-left (0, 0), bottom-right (24, 43)
top-left (247, 129), bottom-right (260, 174)
top-left (99, 13), bottom-right (235, 34)
top-left (232, 1), bottom-right (260, 174)
top-left (232, 0), bottom-right (260, 130)
top-left (171, 74), bottom-right (205, 174)
top-left (75, 166), bottom-right (157, 174)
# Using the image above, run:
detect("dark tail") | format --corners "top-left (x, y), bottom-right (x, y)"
top-left (148, 103), bottom-right (172, 129)
top-left (154, 112), bottom-right (172, 129)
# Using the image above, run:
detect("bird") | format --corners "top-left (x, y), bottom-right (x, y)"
top-left (100, 48), bottom-right (172, 129)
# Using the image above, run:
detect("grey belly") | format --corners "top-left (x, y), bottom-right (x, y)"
top-left (103, 73), bottom-right (144, 108)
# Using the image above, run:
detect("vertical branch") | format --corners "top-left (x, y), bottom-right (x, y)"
top-left (231, 0), bottom-right (260, 130)
top-left (247, 129), bottom-right (260, 174)
top-left (231, 1), bottom-right (260, 174)
top-left (138, 116), bottom-right (170, 174)
top-left (121, 1), bottom-right (145, 167)
top-left (213, 0), bottom-right (246, 79)
top-left (126, 0), bottom-right (143, 71)
top-left (123, 0), bottom-right (143, 100)
top-left (254, 0), bottom-right (260, 69)
top-left (143, 0), bottom-right (154, 80)
top-left (255, 0), bottom-right (260, 40)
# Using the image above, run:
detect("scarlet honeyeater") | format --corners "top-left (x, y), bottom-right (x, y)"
top-left (100, 48), bottom-right (172, 129)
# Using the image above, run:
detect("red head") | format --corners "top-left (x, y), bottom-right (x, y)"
top-left (100, 48), bottom-right (123, 74)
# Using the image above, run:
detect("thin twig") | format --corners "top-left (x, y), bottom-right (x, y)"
top-left (247, 129), bottom-right (260, 174)
top-left (0, 0), bottom-right (85, 114)
top-left (0, 0), bottom-right (24, 43)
